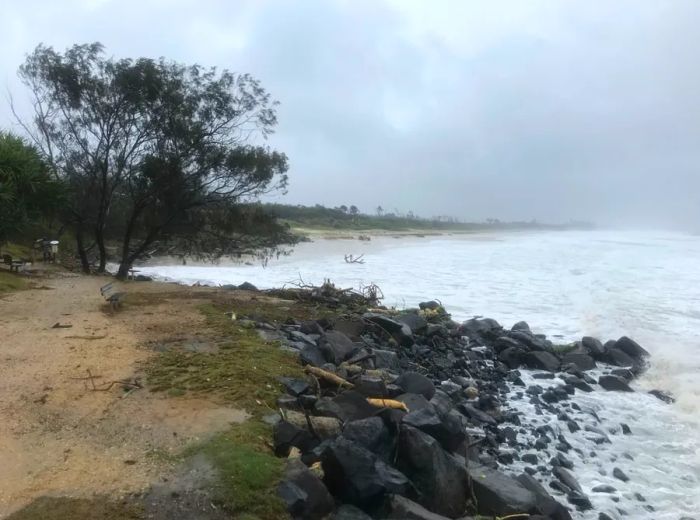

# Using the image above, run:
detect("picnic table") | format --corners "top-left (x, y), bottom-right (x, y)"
top-left (3, 254), bottom-right (26, 272)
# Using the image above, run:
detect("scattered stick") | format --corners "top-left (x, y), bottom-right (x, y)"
top-left (51, 322), bottom-right (72, 329)
top-left (344, 254), bottom-right (365, 264)
top-left (72, 369), bottom-right (142, 393)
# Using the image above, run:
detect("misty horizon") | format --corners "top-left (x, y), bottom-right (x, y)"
top-left (2, 1), bottom-right (700, 230)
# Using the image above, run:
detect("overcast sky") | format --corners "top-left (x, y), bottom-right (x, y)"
top-left (2, 0), bottom-right (700, 227)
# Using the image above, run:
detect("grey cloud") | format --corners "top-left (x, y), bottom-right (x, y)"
top-left (2, 0), bottom-right (700, 228)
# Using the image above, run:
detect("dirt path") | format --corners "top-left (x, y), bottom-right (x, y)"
top-left (0, 274), bottom-right (246, 517)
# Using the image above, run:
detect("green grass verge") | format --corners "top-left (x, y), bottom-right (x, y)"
top-left (186, 420), bottom-right (288, 520)
top-left (0, 271), bottom-right (28, 293)
top-left (5, 497), bottom-right (142, 520)
top-left (143, 299), bottom-right (315, 519)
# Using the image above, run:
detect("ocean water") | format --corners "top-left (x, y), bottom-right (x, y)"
top-left (138, 229), bottom-right (700, 518)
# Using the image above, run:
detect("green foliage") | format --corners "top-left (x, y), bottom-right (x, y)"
top-left (0, 272), bottom-right (28, 293)
top-left (190, 421), bottom-right (287, 519)
top-left (0, 132), bottom-right (63, 244)
top-left (18, 43), bottom-right (291, 275)
top-left (6, 496), bottom-right (142, 520)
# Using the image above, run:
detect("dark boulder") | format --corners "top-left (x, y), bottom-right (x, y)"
top-left (332, 504), bottom-right (373, 520)
top-left (523, 351), bottom-right (560, 372)
top-left (561, 353), bottom-right (596, 371)
top-left (552, 467), bottom-right (583, 494)
top-left (466, 464), bottom-right (538, 516)
top-left (598, 375), bottom-right (633, 392)
top-left (373, 349), bottom-right (400, 371)
top-left (332, 318), bottom-right (366, 340)
top-left (396, 425), bottom-right (469, 518)
top-left (516, 473), bottom-right (573, 520)
top-left (279, 377), bottom-right (311, 397)
top-left (615, 336), bottom-right (649, 359)
top-left (612, 467), bottom-right (630, 482)
top-left (419, 300), bottom-right (441, 310)
top-left (395, 372), bottom-right (436, 400)
top-left (498, 346), bottom-right (524, 368)
top-left (273, 420), bottom-right (317, 456)
top-left (316, 391), bottom-right (377, 422)
top-left (237, 281), bottom-right (258, 291)
top-left (605, 348), bottom-right (636, 368)
top-left (319, 331), bottom-right (358, 364)
top-left (649, 389), bottom-right (675, 403)
top-left (512, 321), bottom-right (531, 333)
top-left (385, 495), bottom-right (452, 520)
top-left (403, 406), bottom-right (467, 453)
top-left (342, 417), bottom-right (391, 456)
top-left (581, 336), bottom-right (606, 358)
top-left (397, 312), bottom-right (428, 333)
top-left (494, 336), bottom-right (524, 354)
top-left (364, 313), bottom-right (414, 346)
top-left (278, 459), bottom-right (334, 520)
top-left (458, 403), bottom-right (497, 426)
top-left (300, 344), bottom-right (327, 367)
top-left (322, 437), bottom-right (410, 507)
top-left (459, 318), bottom-right (502, 342)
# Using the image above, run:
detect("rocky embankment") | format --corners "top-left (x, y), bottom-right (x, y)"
top-left (259, 297), bottom-right (674, 520)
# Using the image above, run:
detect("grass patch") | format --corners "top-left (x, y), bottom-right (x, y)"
top-left (144, 303), bottom-right (304, 410)
top-left (184, 420), bottom-right (287, 520)
top-left (6, 496), bottom-right (142, 520)
top-left (0, 271), bottom-right (28, 293)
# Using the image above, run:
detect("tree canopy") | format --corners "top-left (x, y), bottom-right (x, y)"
top-left (0, 132), bottom-right (63, 246)
top-left (16, 42), bottom-right (293, 277)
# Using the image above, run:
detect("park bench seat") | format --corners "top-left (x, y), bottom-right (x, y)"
top-left (100, 282), bottom-right (126, 310)
top-left (3, 254), bottom-right (25, 272)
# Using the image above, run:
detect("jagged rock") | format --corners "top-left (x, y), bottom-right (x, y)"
top-left (322, 437), bottom-right (410, 507)
top-left (397, 312), bottom-right (428, 333)
top-left (395, 372), bottom-right (435, 400)
top-left (621, 423), bottom-right (631, 434)
top-left (273, 420), bottom-right (317, 456)
top-left (567, 490), bottom-right (593, 510)
top-left (278, 459), bottom-right (334, 520)
top-left (403, 406), bottom-right (467, 453)
top-left (615, 336), bottom-right (649, 359)
top-left (319, 331), bottom-right (358, 364)
top-left (385, 494), bottom-right (452, 520)
top-left (342, 417), bottom-right (391, 456)
top-left (396, 393), bottom-right (432, 412)
top-left (561, 353), bottom-right (596, 371)
top-left (459, 318), bottom-right (502, 342)
top-left (332, 504), bottom-right (373, 520)
top-left (396, 425), bottom-right (469, 517)
top-left (458, 403), bottom-right (496, 425)
top-left (498, 346), bottom-right (524, 368)
top-left (280, 377), bottom-right (311, 396)
top-left (494, 336), bottom-right (524, 353)
top-left (598, 375), bottom-right (634, 392)
top-left (466, 464), bottom-right (538, 516)
top-left (522, 351), bottom-right (560, 372)
top-left (300, 344), bottom-right (327, 367)
top-left (327, 391), bottom-right (378, 422)
top-left (373, 349), bottom-right (400, 371)
top-left (355, 375), bottom-right (389, 397)
top-left (516, 473), bottom-right (573, 520)
top-left (364, 313), bottom-right (414, 346)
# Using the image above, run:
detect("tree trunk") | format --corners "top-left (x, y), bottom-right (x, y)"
top-left (115, 261), bottom-right (130, 280)
top-left (95, 225), bottom-right (107, 273)
top-left (75, 224), bottom-right (91, 274)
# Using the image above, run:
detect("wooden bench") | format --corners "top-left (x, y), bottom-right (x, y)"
top-left (100, 282), bottom-right (127, 311)
top-left (3, 254), bottom-right (25, 272)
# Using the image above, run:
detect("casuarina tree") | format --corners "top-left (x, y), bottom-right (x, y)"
top-left (16, 43), bottom-right (292, 277)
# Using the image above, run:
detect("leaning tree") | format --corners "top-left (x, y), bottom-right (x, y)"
top-left (16, 43), bottom-right (293, 277)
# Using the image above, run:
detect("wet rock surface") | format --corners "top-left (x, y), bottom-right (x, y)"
top-left (266, 298), bottom-right (661, 519)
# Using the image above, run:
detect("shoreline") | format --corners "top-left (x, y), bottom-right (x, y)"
top-left (0, 268), bottom-right (693, 519)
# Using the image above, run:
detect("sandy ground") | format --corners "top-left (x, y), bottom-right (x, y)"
top-left (0, 272), bottom-right (246, 517)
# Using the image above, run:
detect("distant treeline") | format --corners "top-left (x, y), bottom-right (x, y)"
top-left (260, 203), bottom-right (595, 232)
